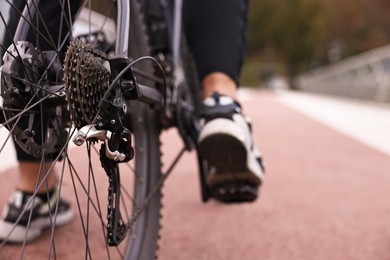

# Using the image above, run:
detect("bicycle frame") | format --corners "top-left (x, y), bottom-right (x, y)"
top-left (126, 0), bottom-right (184, 103)
top-left (0, 0), bottom-right (210, 256)
top-left (117, 0), bottom-right (182, 74)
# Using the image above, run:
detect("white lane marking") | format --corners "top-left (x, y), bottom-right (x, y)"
top-left (276, 90), bottom-right (390, 156)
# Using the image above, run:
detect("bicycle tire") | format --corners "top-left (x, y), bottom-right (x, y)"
top-left (123, 0), bottom-right (162, 259)
top-left (0, 0), bottom-right (162, 259)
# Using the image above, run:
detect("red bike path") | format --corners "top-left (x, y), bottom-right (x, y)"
top-left (1, 90), bottom-right (390, 259)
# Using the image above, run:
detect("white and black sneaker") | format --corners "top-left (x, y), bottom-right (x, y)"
top-left (198, 92), bottom-right (265, 203)
top-left (0, 188), bottom-right (73, 243)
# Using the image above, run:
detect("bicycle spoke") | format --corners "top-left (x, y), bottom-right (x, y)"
top-left (67, 155), bottom-right (93, 259)
top-left (48, 155), bottom-right (69, 258)
top-left (0, 0), bottom-right (171, 258)
top-left (66, 154), bottom-right (103, 219)
top-left (5, 0), bottom-right (67, 55)
top-left (90, 157), bottom-right (113, 260)
top-left (85, 143), bottom-right (92, 259)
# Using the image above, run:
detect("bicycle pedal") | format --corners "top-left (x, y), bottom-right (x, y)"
top-left (211, 182), bottom-right (258, 203)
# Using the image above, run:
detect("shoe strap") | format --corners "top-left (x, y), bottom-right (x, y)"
top-left (201, 92), bottom-right (243, 121)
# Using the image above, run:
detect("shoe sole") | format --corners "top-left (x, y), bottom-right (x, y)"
top-left (199, 133), bottom-right (262, 188)
top-left (211, 182), bottom-right (259, 203)
top-left (0, 209), bottom-right (74, 243)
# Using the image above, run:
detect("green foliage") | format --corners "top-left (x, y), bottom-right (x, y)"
top-left (245, 0), bottom-right (390, 84)
top-left (247, 0), bottom-right (324, 80)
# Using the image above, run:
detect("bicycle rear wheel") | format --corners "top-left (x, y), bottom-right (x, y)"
top-left (0, 0), bottom-right (162, 259)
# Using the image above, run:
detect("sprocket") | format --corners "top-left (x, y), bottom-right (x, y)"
top-left (64, 39), bottom-right (110, 130)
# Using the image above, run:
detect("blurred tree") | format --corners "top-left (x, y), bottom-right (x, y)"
top-left (361, 0), bottom-right (390, 44)
top-left (319, 0), bottom-right (387, 57)
top-left (247, 0), bottom-right (324, 87)
top-left (245, 0), bottom-right (390, 87)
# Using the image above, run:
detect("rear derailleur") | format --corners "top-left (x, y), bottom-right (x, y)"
top-left (65, 39), bottom-right (164, 246)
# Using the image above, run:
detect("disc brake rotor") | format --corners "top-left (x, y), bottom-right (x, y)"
top-left (0, 41), bottom-right (68, 158)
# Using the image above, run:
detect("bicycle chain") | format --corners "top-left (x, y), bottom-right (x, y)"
top-left (64, 38), bottom-right (110, 130)
top-left (100, 146), bottom-right (128, 246)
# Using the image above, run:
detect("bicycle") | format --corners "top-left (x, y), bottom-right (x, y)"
top-left (0, 0), bottom-right (211, 258)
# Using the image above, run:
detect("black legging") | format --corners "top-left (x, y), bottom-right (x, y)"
top-left (183, 0), bottom-right (248, 86)
top-left (4, 0), bottom-right (248, 161)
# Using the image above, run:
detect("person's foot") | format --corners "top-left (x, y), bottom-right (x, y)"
top-left (198, 92), bottom-right (265, 203)
top-left (0, 188), bottom-right (73, 243)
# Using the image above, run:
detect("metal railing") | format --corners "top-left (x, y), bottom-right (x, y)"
top-left (296, 44), bottom-right (390, 103)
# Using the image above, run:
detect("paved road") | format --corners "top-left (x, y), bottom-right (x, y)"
top-left (1, 90), bottom-right (390, 259)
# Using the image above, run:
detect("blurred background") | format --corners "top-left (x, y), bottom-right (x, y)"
top-left (243, 0), bottom-right (390, 104)
top-left (1, 1), bottom-right (390, 259)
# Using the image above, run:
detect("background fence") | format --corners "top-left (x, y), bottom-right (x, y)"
top-left (296, 44), bottom-right (390, 103)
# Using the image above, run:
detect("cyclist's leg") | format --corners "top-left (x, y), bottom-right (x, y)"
top-left (6, 0), bottom-right (82, 190)
top-left (182, 0), bottom-right (247, 95)
top-left (183, 0), bottom-right (265, 203)
top-left (0, 0), bottom-right (82, 243)
top-left (9, 0), bottom-right (82, 172)
top-left (16, 159), bottom-right (57, 194)
top-left (202, 72), bottom-right (238, 98)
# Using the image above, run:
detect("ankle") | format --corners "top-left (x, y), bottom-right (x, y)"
top-left (202, 72), bottom-right (237, 99)
top-left (18, 162), bottom-right (57, 193)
